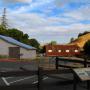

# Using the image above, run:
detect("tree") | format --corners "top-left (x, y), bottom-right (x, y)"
top-left (78, 31), bottom-right (90, 37)
top-left (0, 23), bottom-right (40, 49)
top-left (83, 40), bottom-right (90, 55)
top-left (7, 28), bottom-right (24, 41)
top-left (49, 41), bottom-right (57, 45)
top-left (0, 24), bottom-right (7, 35)
top-left (70, 37), bottom-right (75, 43)
top-left (39, 45), bottom-right (46, 53)
top-left (29, 39), bottom-right (40, 52)
top-left (23, 34), bottom-right (29, 39)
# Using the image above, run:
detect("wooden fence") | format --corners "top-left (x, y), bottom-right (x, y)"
top-left (55, 57), bottom-right (90, 69)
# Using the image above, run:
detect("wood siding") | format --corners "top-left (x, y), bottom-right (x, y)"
top-left (45, 45), bottom-right (80, 57)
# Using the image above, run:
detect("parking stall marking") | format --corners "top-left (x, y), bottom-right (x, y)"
top-left (2, 77), bottom-right (10, 86)
top-left (9, 75), bottom-right (36, 84)
top-left (5, 77), bottom-right (14, 79)
top-left (32, 77), bottom-right (48, 84)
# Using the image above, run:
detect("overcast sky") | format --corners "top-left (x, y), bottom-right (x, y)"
top-left (0, 0), bottom-right (90, 44)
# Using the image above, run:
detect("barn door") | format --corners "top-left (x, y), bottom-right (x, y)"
top-left (9, 47), bottom-right (20, 59)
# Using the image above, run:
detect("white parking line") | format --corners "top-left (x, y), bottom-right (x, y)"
top-left (9, 75), bottom-right (36, 84)
top-left (5, 77), bottom-right (13, 79)
top-left (32, 77), bottom-right (48, 84)
top-left (2, 77), bottom-right (10, 86)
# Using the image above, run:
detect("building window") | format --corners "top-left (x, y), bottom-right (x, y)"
top-left (48, 50), bottom-right (52, 52)
top-left (58, 50), bottom-right (61, 52)
top-left (66, 50), bottom-right (69, 52)
top-left (74, 50), bottom-right (78, 52)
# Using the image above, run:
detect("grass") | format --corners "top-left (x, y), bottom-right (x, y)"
top-left (0, 55), bottom-right (9, 59)
top-left (8, 56), bottom-right (49, 63)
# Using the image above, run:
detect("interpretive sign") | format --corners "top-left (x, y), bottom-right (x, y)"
top-left (73, 68), bottom-right (90, 81)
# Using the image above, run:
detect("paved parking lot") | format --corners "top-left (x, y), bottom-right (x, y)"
top-left (0, 60), bottom-right (88, 90)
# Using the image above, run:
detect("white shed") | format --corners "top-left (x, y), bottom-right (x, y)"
top-left (0, 35), bottom-right (36, 59)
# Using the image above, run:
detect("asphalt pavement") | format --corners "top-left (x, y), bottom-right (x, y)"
top-left (0, 59), bottom-right (88, 90)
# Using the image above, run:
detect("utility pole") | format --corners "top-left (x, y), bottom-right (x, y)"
top-left (1, 8), bottom-right (8, 29)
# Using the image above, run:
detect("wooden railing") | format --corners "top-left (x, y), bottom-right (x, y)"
top-left (55, 57), bottom-right (90, 69)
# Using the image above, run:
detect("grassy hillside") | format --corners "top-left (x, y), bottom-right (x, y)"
top-left (70, 33), bottom-right (90, 48)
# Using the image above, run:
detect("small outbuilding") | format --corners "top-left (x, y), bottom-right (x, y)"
top-left (0, 35), bottom-right (36, 59)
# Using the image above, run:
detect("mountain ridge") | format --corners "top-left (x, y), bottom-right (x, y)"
top-left (70, 33), bottom-right (90, 48)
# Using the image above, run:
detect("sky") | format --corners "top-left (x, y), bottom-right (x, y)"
top-left (0, 0), bottom-right (90, 44)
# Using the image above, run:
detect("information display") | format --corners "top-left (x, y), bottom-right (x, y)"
top-left (73, 68), bottom-right (90, 81)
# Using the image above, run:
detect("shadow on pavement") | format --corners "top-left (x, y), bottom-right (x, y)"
top-left (0, 84), bottom-right (37, 90)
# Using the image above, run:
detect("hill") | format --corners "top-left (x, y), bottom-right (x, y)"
top-left (70, 33), bottom-right (90, 48)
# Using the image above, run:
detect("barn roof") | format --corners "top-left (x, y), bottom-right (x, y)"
top-left (0, 35), bottom-right (36, 50)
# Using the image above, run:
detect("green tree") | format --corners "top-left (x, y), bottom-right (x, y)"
top-left (39, 45), bottom-right (46, 53)
top-left (70, 37), bottom-right (75, 43)
top-left (23, 34), bottom-right (29, 39)
top-left (49, 41), bottom-right (57, 45)
top-left (78, 31), bottom-right (90, 37)
top-left (83, 40), bottom-right (90, 55)
top-left (0, 24), bottom-right (7, 35)
top-left (7, 28), bottom-right (24, 41)
top-left (21, 34), bottom-right (29, 44)
top-left (29, 39), bottom-right (40, 52)
top-left (0, 24), bottom-right (41, 50)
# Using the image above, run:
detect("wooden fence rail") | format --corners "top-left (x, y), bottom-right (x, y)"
top-left (55, 57), bottom-right (90, 69)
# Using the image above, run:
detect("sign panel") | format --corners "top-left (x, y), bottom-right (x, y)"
top-left (73, 68), bottom-right (90, 81)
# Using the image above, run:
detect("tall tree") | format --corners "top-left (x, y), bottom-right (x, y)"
top-left (0, 24), bottom-right (7, 35)
top-left (78, 31), bottom-right (90, 37)
top-left (70, 37), bottom-right (75, 43)
top-left (40, 45), bottom-right (46, 53)
top-left (83, 40), bottom-right (90, 55)
top-left (7, 28), bottom-right (24, 41)
top-left (49, 41), bottom-right (57, 45)
top-left (29, 39), bottom-right (40, 52)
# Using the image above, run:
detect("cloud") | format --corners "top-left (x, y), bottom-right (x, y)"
top-left (0, 0), bottom-right (90, 44)
top-left (54, 0), bottom-right (70, 7)
top-left (63, 5), bottom-right (90, 21)
top-left (68, 23), bottom-right (90, 32)
top-left (55, 0), bottom-right (90, 7)
top-left (2, 0), bottom-right (32, 4)
top-left (6, 6), bottom-right (90, 41)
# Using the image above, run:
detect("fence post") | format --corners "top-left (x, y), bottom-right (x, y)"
top-left (38, 67), bottom-right (43, 90)
top-left (84, 57), bottom-right (88, 67)
top-left (55, 57), bottom-right (58, 69)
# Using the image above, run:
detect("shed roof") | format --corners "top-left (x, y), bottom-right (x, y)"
top-left (0, 35), bottom-right (36, 50)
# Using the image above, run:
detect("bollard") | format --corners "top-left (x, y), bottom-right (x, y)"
top-left (84, 58), bottom-right (88, 67)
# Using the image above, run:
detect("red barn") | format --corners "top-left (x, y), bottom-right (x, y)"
top-left (45, 45), bottom-right (80, 57)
